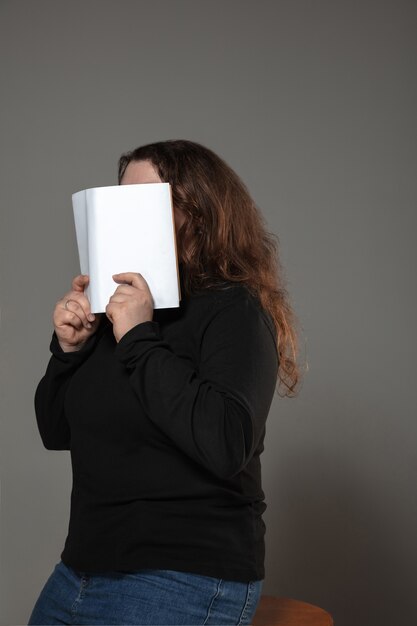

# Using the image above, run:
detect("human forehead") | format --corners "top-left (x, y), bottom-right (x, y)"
top-left (121, 160), bottom-right (162, 184)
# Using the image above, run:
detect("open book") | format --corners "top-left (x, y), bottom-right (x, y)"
top-left (72, 183), bottom-right (181, 313)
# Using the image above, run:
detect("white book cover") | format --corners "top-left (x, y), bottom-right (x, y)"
top-left (72, 183), bottom-right (181, 313)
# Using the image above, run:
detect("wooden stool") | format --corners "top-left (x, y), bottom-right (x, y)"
top-left (253, 595), bottom-right (334, 626)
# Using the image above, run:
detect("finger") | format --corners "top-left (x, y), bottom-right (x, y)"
top-left (72, 274), bottom-right (90, 292)
top-left (57, 310), bottom-right (84, 331)
top-left (112, 272), bottom-right (147, 289)
top-left (61, 297), bottom-right (93, 328)
top-left (108, 296), bottom-right (128, 306)
top-left (55, 307), bottom-right (84, 330)
top-left (105, 302), bottom-right (115, 323)
top-left (62, 290), bottom-right (95, 322)
top-left (113, 284), bottom-right (135, 296)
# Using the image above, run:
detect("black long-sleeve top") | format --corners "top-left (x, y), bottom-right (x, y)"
top-left (34, 279), bottom-right (279, 582)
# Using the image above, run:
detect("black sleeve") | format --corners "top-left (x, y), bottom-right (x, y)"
top-left (115, 293), bottom-right (279, 479)
top-left (34, 330), bottom-right (99, 450)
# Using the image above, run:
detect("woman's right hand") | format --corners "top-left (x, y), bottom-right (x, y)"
top-left (53, 274), bottom-right (101, 352)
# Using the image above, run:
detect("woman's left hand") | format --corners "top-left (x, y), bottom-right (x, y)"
top-left (106, 272), bottom-right (154, 342)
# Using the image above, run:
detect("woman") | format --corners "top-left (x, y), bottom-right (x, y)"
top-left (28, 139), bottom-right (301, 625)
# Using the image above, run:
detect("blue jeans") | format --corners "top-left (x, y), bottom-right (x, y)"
top-left (27, 560), bottom-right (263, 625)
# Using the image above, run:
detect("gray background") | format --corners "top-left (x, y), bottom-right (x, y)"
top-left (1, 1), bottom-right (416, 624)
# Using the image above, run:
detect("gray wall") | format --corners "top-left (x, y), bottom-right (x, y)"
top-left (1, 1), bottom-right (416, 624)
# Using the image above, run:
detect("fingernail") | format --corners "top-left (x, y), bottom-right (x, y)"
top-left (88, 313), bottom-right (95, 321)
top-left (86, 323), bottom-right (92, 329)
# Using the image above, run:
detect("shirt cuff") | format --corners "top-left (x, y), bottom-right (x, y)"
top-left (49, 330), bottom-right (98, 363)
top-left (114, 321), bottom-right (162, 367)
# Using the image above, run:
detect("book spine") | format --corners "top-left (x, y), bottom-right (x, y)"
top-left (86, 189), bottom-right (100, 313)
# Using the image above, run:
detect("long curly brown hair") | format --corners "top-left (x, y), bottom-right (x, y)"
top-left (118, 139), bottom-right (303, 397)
